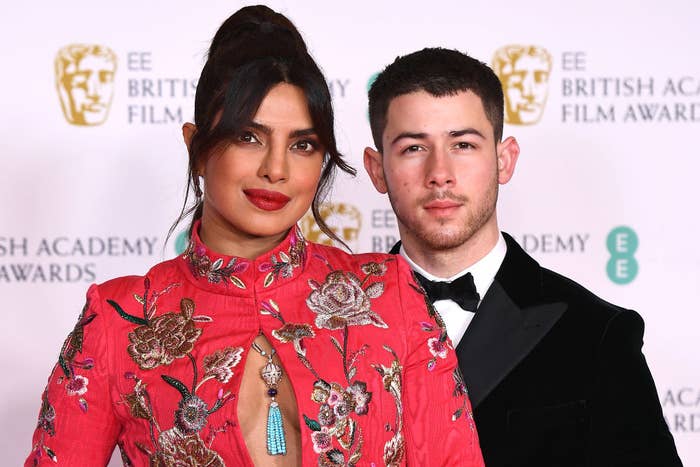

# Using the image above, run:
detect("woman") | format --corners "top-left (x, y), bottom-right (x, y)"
top-left (27, 6), bottom-right (483, 466)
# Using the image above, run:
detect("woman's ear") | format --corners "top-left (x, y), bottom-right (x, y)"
top-left (182, 122), bottom-right (196, 149)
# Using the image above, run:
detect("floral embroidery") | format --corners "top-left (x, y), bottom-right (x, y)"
top-left (420, 321), bottom-right (452, 371)
top-left (202, 347), bottom-right (244, 384)
top-left (123, 368), bottom-right (234, 465)
top-left (108, 279), bottom-right (211, 370)
top-left (373, 346), bottom-right (405, 467)
top-left (263, 299), bottom-right (316, 356)
top-left (184, 242), bottom-right (249, 289)
top-left (450, 368), bottom-right (476, 430)
top-left (307, 260), bottom-right (392, 330)
top-left (151, 428), bottom-right (225, 467)
top-left (298, 324), bottom-right (369, 466)
top-left (258, 225), bottom-right (306, 287)
top-left (112, 279), bottom-right (240, 465)
top-left (30, 302), bottom-right (98, 465)
top-left (413, 275), bottom-right (453, 371)
top-left (57, 303), bottom-right (96, 401)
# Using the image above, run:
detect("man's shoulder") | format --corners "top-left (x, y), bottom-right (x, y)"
top-left (539, 266), bottom-right (641, 331)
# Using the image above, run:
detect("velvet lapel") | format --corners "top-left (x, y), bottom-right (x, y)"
top-left (455, 233), bottom-right (566, 408)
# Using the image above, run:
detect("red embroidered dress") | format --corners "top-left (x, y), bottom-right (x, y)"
top-left (27, 224), bottom-right (484, 466)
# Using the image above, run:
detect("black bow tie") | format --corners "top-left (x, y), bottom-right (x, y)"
top-left (414, 272), bottom-right (480, 312)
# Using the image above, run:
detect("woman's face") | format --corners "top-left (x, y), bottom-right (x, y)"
top-left (197, 83), bottom-right (324, 256)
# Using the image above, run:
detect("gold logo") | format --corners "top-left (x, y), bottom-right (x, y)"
top-left (493, 45), bottom-right (552, 125)
top-left (300, 203), bottom-right (362, 252)
top-left (55, 44), bottom-right (117, 126)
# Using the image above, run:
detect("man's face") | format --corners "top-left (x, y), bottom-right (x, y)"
top-left (365, 90), bottom-right (516, 255)
top-left (502, 54), bottom-right (550, 124)
top-left (61, 54), bottom-right (115, 125)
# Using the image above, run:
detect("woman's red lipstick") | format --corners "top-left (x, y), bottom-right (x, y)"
top-left (244, 189), bottom-right (290, 211)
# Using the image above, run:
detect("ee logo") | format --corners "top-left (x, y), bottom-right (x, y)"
top-left (175, 230), bottom-right (189, 255)
top-left (606, 226), bottom-right (638, 284)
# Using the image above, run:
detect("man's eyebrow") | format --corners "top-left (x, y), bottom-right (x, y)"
top-left (449, 128), bottom-right (486, 139)
top-left (390, 132), bottom-right (428, 146)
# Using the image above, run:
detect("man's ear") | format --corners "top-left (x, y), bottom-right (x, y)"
top-left (496, 136), bottom-right (520, 185)
top-left (363, 147), bottom-right (388, 194)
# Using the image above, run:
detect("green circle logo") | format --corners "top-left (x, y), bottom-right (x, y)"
top-left (606, 226), bottom-right (638, 284)
top-left (174, 230), bottom-right (189, 255)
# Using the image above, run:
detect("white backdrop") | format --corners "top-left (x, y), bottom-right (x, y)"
top-left (2, 1), bottom-right (698, 465)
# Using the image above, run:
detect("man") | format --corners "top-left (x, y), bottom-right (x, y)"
top-left (363, 48), bottom-right (681, 466)
top-left (55, 44), bottom-right (117, 126)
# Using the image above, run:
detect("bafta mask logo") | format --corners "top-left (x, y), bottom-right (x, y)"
top-left (301, 203), bottom-right (362, 252)
top-left (492, 45), bottom-right (552, 125)
top-left (55, 44), bottom-right (117, 126)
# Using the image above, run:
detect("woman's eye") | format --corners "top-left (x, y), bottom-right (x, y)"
top-left (238, 132), bottom-right (259, 144)
top-left (292, 140), bottom-right (317, 153)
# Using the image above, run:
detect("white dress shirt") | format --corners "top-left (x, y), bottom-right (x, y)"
top-left (400, 234), bottom-right (507, 346)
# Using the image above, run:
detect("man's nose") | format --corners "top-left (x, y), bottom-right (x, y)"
top-left (257, 143), bottom-right (289, 183)
top-left (425, 148), bottom-right (455, 187)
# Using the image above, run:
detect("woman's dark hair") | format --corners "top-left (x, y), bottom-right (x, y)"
top-left (168, 5), bottom-right (355, 248)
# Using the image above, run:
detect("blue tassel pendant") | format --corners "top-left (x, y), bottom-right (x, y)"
top-left (267, 401), bottom-right (287, 455)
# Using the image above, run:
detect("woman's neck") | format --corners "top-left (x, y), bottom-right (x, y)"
top-left (198, 215), bottom-right (288, 260)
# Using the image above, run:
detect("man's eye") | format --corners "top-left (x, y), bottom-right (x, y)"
top-left (403, 145), bottom-right (422, 154)
top-left (456, 142), bottom-right (474, 150)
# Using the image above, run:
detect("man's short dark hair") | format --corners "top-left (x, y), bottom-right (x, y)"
top-left (368, 47), bottom-right (504, 152)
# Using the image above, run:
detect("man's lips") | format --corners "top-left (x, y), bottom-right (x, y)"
top-left (244, 189), bottom-right (290, 211)
top-left (423, 199), bottom-right (462, 210)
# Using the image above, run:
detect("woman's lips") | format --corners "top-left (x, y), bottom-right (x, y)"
top-left (244, 189), bottom-right (291, 211)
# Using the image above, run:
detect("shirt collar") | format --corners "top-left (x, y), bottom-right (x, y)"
top-left (179, 219), bottom-right (308, 294)
top-left (400, 233), bottom-right (507, 300)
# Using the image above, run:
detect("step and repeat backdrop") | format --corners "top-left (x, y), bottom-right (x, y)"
top-left (2, 0), bottom-right (698, 464)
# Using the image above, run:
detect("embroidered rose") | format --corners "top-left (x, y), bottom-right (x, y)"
top-left (151, 428), bottom-right (224, 467)
top-left (318, 403), bottom-right (336, 427)
top-left (127, 299), bottom-right (202, 370)
top-left (427, 336), bottom-right (449, 359)
top-left (311, 427), bottom-right (333, 454)
top-left (347, 381), bottom-right (372, 415)
top-left (65, 375), bottom-right (89, 396)
top-left (361, 261), bottom-right (388, 276)
top-left (307, 271), bottom-right (387, 330)
top-left (312, 380), bottom-right (331, 404)
top-left (202, 347), bottom-right (243, 384)
top-left (174, 396), bottom-right (209, 434)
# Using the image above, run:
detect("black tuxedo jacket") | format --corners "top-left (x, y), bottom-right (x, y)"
top-left (391, 234), bottom-right (681, 466)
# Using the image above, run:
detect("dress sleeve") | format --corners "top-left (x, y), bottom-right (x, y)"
top-left (394, 257), bottom-right (485, 466)
top-left (589, 309), bottom-right (682, 466)
top-left (26, 284), bottom-right (120, 466)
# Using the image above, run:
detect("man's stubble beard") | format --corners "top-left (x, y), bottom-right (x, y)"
top-left (387, 173), bottom-right (499, 252)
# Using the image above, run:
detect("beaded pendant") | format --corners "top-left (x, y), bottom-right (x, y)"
top-left (258, 348), bottom-right (286, 455)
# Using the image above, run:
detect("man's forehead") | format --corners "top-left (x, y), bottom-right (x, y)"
top-left (383, 90), bottom-right (491, 138)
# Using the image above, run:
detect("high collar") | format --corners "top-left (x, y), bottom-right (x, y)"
top-left (178, 220), bottom-right (308, 295)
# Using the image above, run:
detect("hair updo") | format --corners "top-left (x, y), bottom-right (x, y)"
top-left (169, 5), bottom-right (355, 246)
